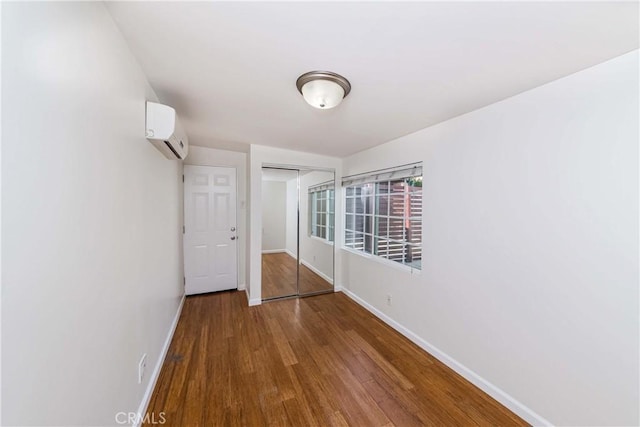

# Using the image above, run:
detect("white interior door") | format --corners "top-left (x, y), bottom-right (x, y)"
top-left (184, 165), bottom-right (238, 295)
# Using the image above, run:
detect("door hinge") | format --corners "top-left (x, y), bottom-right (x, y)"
top-left (183, 225), bottom-right (185, 234)
top-left (183, 277), bottom-right (186, 287)
top-left (182, 174), bottom-right (184, 182)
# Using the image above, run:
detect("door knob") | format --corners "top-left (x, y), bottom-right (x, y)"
top-left (231, 227), bottom-right (236, 232)
top-left (230, 236), bottom-right (237, 240)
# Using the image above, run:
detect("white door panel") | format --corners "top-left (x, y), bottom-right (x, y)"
top-left (184, 165), bottom-right (237, 295)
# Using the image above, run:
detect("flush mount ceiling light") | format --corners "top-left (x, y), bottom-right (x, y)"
top-left (296, 71), bottom-right (351, 110)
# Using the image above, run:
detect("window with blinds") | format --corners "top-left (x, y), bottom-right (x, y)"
top-left (309, 181), bottom-right (335, 242)
top-left (343, 163), bottom-right (422, 270)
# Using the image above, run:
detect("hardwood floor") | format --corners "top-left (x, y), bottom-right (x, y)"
top-left (262, 252), bottom-right (333, 299)
top-left (144, 291), bottom-right (527, 426)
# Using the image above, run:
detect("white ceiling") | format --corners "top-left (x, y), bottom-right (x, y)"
top-left (107, 2), bottom-right (639, 157)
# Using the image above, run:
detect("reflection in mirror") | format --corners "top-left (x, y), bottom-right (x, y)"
top-left (261, 167), bottom-right (298, 300)
top-left (299, 170), bottom-right (335, 295)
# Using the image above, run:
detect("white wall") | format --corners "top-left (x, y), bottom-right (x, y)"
top-left (261, 181), bottom-right (287, 251)
top-left (285, 177), bottom-right (297, 257)
top-left (341, 51), bottom-right (639, 426)
top-left (184, 145), bottom-right (247, 289)
top-left (248, 145), bottom-right (341, 303)
top-left (2, 3), bottom-right (184, 425)
top-left (0, 3), bottom-right (4, 423)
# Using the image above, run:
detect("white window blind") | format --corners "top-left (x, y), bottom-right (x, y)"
top-left (342, 163), bottom-right (422, 187)
top-left (308, 180), bottom-right (335, 192)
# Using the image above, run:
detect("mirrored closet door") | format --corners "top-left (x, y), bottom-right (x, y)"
top-left (261, 166), bottom-right (335, 301)
top-left (261, 167), bottom-right (299, 300)
top-left (298, 169), bottom-right (335, 296)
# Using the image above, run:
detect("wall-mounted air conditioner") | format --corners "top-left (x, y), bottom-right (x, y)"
top-left (145, 101), bottom-right (189, 160)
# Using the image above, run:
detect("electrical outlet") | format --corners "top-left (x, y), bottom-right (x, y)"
top-left (386, 294), bottom-right (392, 306)
top-left (138, 353), bottom-right (147, 384)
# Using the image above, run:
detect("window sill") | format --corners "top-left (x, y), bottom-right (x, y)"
top-left (341, 246), bottom-right (421, 275)
top-left (309, 235), bottom-right (335, 246)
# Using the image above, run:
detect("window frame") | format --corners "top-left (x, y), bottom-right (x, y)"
top-left (343, 164), bottom-right (422, 271)
top-left (308, 185), bottom-right (335, 243)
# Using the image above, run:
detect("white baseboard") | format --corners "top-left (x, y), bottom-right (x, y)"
top-left (243, 287), bottom-right (262, 306)
top-left (339, 287), bottom-right (551, 427)
top-left (300, 259), bottom-right (334, 285)
top-left (135, 294), bottom-right (185, 427)
top-left (285, 249), bottom-right (296, 259)
top-left (262, 249), bottom-right (286, 254)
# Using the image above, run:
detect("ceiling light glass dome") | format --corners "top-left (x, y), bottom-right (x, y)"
top-left (296, 71), bottom-right (351, 110)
